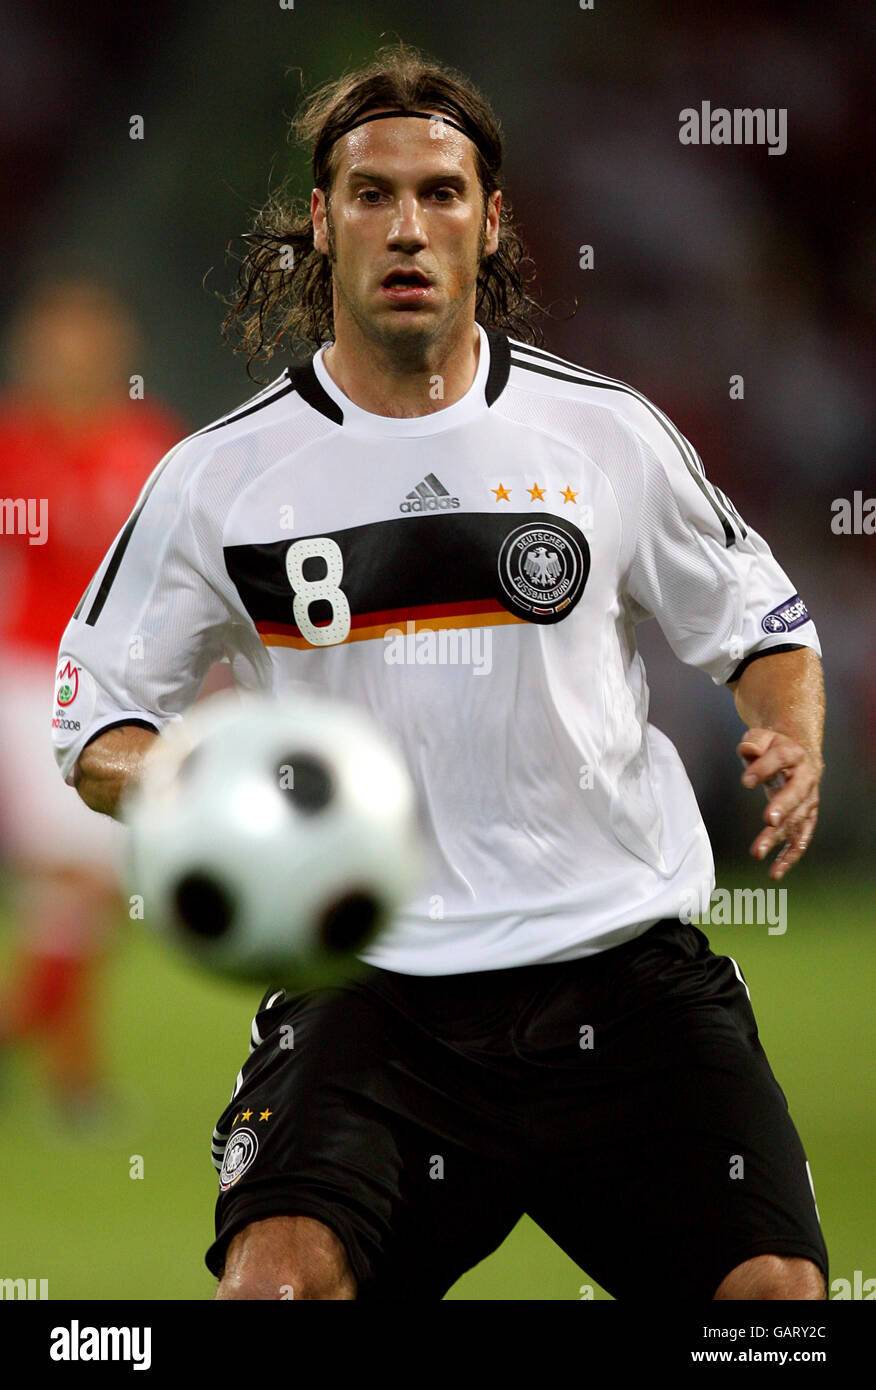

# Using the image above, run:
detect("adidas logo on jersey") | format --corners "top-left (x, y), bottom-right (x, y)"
top-left (399, 473), bottom-right (460, 513)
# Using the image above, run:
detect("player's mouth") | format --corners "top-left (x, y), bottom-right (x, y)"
top-left (379, 269), bottom-right (435, 305)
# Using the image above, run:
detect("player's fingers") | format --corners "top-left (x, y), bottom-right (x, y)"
top-left (760, 768), bottom-right (820, 833)
top-left (746, 776), bottom-right (802, 841)
top-left (737, 729), bottom-right (775, 759)
top-left (740, 741), bottom-right (800, 790)
top-left (769, 807), bottom-right (819, 881)
top-left (751, 791), bottom-right (819, 863)
top-left (769, 786), bottom-right (819, 839)
top-left (761, 780), bottom-right (810, 831)
top-left (741, 749), bottom-right (819, 831)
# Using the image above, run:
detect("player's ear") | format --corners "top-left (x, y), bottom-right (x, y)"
top-left (312, 188), bottom-right (328, 256)
top-left (483, 189), bottom-right (501, 258)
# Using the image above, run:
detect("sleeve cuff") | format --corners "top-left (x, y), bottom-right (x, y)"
top-left (726, 642), bottom-right (807, 685)
top-left (58, 712), bottom-right (162, 786)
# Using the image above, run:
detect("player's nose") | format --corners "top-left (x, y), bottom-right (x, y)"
top-left (387, 194), bottom-right (427, 251)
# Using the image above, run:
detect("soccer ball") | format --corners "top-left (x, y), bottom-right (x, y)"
top-left (121, 690), bottom-right (423, 986)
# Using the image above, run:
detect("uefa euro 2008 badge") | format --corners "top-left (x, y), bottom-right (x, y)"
top-left (497, 518), bottom-right (590, 624)
top-left (52, 657), bottom-right (97, 743)
top-left (219, 1128), bottom-right (259, 1191)
top-left (56, 661), bottom-right (79, 707)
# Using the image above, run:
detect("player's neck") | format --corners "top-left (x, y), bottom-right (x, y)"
top-left (321, 319), bottom-right (480, 419)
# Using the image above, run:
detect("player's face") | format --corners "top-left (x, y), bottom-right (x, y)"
top-left (312, 114), bottom-right (501, 353)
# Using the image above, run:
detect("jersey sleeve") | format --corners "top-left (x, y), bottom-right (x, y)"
top-left (621, 418), bottom-right (821, 686)
top-left (51, 439), bottom-right (237, 785)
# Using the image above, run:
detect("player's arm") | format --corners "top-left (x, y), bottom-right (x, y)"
top-left (726, 647), bottom-right (825, 881)
top-left (52, 437), bottom-right (239, 813)
top-left (72, 724), bottom-right (160, 820)
top-left (617, 401), bottom-right (823, 879)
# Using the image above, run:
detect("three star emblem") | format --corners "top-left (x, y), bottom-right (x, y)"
top-left (491, 483), bottom-right (578, 504)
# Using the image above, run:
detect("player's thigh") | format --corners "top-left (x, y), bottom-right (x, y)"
top-left (518, 923), bottom-right (827, 1299)
top-left (215, 1214), bottom-right (356, 1300)
top-left (715, 1253), bottom-right (826, 1300)
top-left (207, 979), bottom-right (525, 1299)
top-left (528, 1054), bottom-right (826, 1300)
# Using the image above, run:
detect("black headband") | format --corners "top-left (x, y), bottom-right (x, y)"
top-left (321, 108), bottom-right (491, 165)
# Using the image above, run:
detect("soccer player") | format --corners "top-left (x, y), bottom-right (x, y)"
top-left (52, 45), bottom-right (828, 1299)
top-left (0, 278), bottom-right (180, 1124)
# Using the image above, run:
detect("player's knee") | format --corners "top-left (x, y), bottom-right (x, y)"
top-left (214, 1214), bottom-right (357, 1300)
top-left (714, 1254), bottom-right (826, 1301)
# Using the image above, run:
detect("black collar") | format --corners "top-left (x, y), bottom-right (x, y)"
top-left (287, 328), bottom-right (511, 425)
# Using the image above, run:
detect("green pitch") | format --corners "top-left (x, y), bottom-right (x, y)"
top-left (0, 866), bottom-right (872, 1300)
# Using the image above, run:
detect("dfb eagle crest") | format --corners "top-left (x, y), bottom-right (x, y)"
top-left (523, 546), bottom-right (562, 587)
top-left (496, 518), bottom-right (590, 624)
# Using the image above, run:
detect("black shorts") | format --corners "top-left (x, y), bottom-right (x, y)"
top-left (205, 918), bottom-right (828, 1299)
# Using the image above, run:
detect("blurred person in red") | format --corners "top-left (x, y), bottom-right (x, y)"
top-left (0, 278), bottom-right (182, 1127)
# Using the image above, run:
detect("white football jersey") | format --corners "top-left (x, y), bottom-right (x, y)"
top-left (52, 324), bottom-right (820, 973)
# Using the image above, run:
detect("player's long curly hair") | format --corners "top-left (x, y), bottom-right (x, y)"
top-left (222, 42), bottom-right (547, 374)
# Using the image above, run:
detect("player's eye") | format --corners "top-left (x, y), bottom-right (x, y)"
top-left (429, 187), bottom-right (456, 202)
top-left (358, 189), bottom-right (384, 204)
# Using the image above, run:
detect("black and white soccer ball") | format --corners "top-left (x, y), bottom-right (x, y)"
top-left (121, 691), bottom-right (423, 986)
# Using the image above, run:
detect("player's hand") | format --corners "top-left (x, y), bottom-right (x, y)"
top-left (737, 728), bottom-right (823, 881)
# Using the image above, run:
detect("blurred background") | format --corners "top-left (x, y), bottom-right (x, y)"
top-left (0, 0), bottom-right (872, 1299)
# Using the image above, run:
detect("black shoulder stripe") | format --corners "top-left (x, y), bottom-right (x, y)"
top-left (512, 344), bottom-right (714, 487)
top-left (83, 370), bottom-right (304, 627)
top-left (510, 353), bottom-right (743, 547)
top-left (507, 339), bottom-right (597, 378)
top-left (202, 375), bottom-right (295, 433)
top-left (84, 464), bottom-right (171, 626)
